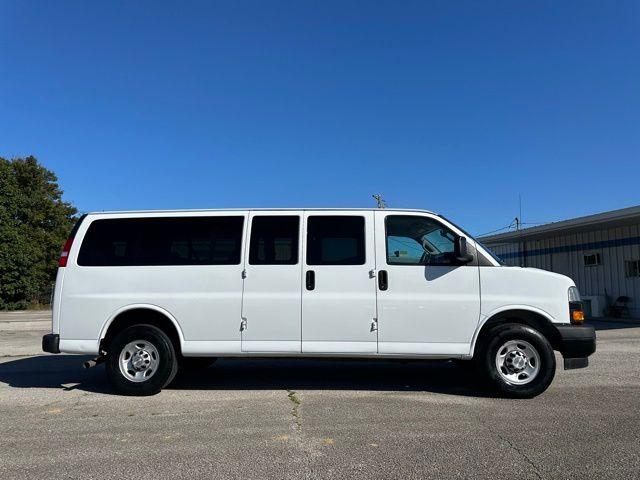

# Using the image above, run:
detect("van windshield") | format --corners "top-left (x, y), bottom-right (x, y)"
top-left (474, 239), bottom-right (505, 265)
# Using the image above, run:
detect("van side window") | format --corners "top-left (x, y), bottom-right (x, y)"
top-left (249, 216), bottom-right (300, 265)
top-left (77, 217), bottom-right (244, 266)
top-left (385, 215), bottom-right (458, 266)
top-left (306, 216), bottom-right (365, 265)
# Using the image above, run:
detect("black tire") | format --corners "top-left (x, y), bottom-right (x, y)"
top-left (105, 324), bottom-right (178, 396)
top-left (476, 323), bottom-right (556, 398)
top-left (178, 356), bottom-right (217, 375)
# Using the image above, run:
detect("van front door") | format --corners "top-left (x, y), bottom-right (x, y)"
top-left (302, 212), bottom-right (378, 353)
top-left (241, 212), bottom-right (302, 352)
top-left (374, 212), bottom-right (480, 355)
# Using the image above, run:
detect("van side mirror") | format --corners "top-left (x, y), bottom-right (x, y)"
top-left (454, 236), bottom-right (474, 264)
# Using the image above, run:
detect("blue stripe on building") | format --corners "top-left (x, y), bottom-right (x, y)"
top-left (495, 236), bottom-right (640, 260)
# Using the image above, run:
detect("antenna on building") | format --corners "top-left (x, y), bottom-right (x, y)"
top-left (372, 194), bottom-right (387, 209)
top-left (518, 194), bottom-right (522, 230)
top-left (517, 194), bottom-right (524, 267)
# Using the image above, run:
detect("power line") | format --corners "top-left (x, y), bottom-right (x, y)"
top-left (477, 219), bottom-right (552, 238)
top-left (476, 224), bottom-right (515, 237)
top-left (477, 217), bottom-right (521, 237)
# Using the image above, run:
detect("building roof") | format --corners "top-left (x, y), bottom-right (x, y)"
top-left (480, 204), bottom-right (640, 244)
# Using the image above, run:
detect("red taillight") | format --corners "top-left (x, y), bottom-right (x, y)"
top-left (59, 236), bottom-right (74, 267)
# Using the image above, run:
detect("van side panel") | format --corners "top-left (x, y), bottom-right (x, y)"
top-left (58, 212), bottom-right (247, 355)
top-left (60, 265), bottom-right (244, 347)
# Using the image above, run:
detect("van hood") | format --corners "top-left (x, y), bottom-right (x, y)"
top-left (516, 267), bottom-right (576, 288)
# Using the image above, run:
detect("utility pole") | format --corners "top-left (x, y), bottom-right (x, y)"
top-left (372, 194), bottom-right (387, 209)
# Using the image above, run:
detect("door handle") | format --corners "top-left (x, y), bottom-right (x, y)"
top-left (306, 270), bottom-right (315, 291)
top-left (378, 270), bottom-right (388, 291)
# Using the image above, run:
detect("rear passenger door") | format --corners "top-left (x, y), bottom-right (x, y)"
top-left (241, 212), bottom-right (302, 352)
top-left (302, 212), bottom-right (378, 353)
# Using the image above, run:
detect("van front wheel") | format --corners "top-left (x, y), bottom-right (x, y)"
top-left (105, 325), bottom-right (178, 396)
top-left (478, 324), bottom-right (556, 398)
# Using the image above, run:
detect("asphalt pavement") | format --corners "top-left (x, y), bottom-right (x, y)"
top-left (0, 310), bottom-right (639, 479)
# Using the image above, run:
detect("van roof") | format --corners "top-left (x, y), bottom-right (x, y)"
top-left (85, 208), bottom-right (437, 215)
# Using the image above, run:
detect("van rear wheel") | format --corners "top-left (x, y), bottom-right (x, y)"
top-left (477, 323), bottom-right (556, 398)
top-left (105, 325), bottom-right (178, 396)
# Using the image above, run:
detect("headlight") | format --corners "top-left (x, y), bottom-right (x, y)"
top-left (568, 286), bottom-right (584, 324)
top-left (568, 286), bottom-right (581, 302)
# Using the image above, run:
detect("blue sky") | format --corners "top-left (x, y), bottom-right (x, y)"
top-left (1, 1), bottom-right (639, 236)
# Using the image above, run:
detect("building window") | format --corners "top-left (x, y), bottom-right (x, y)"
top-left (583, 253), bottom-right (601, 267)
top-left (626, 260), bottom-right (640, 278)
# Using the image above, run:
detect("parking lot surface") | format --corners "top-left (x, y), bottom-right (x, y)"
top-left (0, 311), bottom-right (639, 479)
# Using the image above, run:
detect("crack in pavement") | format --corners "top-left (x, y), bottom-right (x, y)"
top-left (286, 389), bottom-right (302, 429)
top-left (476, 410), bottom-right (545, 479)
top-left (283, 390), bottom-right (321, 480)
top-left (496, 433), bottom-right (544, 480)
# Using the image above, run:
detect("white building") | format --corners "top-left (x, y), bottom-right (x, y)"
top-left (480, 205), bottom-right (640, 318)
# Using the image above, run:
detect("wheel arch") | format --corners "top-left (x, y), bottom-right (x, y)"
top-left (99, 304), bottom-right (185, 355)
top-left (471, 306), bottom-right (562, 357)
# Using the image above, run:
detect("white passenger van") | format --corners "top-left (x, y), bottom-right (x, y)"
top-left (43, 209), bottom-right (595, 397)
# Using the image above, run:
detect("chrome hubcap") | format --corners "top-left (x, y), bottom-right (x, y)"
top-left (119, 340), bottom-right (160, 382)
top-left (495, 340), bottom-right (540, 385)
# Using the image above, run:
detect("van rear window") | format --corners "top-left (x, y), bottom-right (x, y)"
top-left (77, 217), bottom-right (244, 266)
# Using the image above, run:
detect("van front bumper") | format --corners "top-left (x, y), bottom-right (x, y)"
top-left (556, 325), bottom-right (596, 369)
top-left (42, 334), bottom-right (60, 354)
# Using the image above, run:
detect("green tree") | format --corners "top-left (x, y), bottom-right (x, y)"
top-left (0, 156), bottom-right (77, 310)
